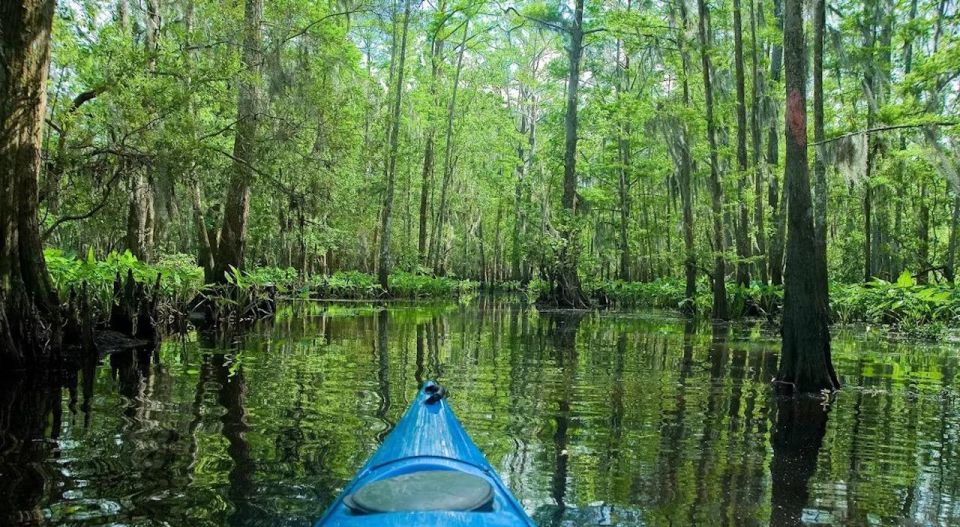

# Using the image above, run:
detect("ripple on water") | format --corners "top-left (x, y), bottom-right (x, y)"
top-left (2, 302), bottom-right (960, 526)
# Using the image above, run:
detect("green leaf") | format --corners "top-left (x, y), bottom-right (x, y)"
top-left (896, 271), bottom-right (914, 288)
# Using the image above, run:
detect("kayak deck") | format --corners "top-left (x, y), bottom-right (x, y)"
top-left (315, 382), bottom-right (535, 526)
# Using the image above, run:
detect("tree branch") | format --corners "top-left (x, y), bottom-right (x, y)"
top-left (42, 168), bottom-right (123, 241)
top-left (812, 121), bottom-right (959, 146)
top-left (503, 7), bottom-right (567, 34)
top-left (276, 9), bottom-right (368, 47)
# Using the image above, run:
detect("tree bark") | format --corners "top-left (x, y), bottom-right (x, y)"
top-left (945, 194), bottom-right (960, 283)
top-left (430, 23), bottom-right (468, 273)
top-left (677, 0), bottom-right (697, 304)
top-left (548, 0), bottom-right (590, 308)
top-left (0, 0), bottom-right (61, 367)
top-left (511, 94), bottom-right (529, 281)
top-left (378, 0), bottom-right (412, 289)
top-left (183, 0), bottom-right (216, 281)
top-left (813, 0), bottom-right (828, 296)
top-left (860, 0), bottom-right (880, 283)
top-left (616, 37), bottom-right (632, 281)
top-left (767, 0), bottom-right (786, 286)
top-left (125, 0), bottom-right (160, 262)
top-left (418, 31), bottom-right (444, 267)
top-left (776, 0), bottom-right (839, 393)
top-left (697, 0), bottom-right (728, 319)
top-left (215, 0), bottom-right (263, 281)
top-left (750, 0), bottom-right (768, 286)
top-left (733, 0), bottom-right (751, 286)
top-left (512, 83), bottom-right (537, 283)
top-left (126, 172), bottom-right (154, 262)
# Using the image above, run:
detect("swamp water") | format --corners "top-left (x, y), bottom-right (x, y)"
top-left (1, 298), bottom-right (959, 526)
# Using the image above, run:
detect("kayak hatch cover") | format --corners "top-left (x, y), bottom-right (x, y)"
top-left (314, 381), bottom-right (536, 526)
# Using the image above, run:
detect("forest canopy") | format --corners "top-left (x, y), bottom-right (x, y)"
top-left (38, 0), bottom-right (959, 292)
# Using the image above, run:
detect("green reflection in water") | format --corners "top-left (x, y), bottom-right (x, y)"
top-left (1, 298), bottom-right (959, 526)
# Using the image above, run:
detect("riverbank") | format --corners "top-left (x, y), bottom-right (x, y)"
top-left (45, 250), bottom-right (960, 339)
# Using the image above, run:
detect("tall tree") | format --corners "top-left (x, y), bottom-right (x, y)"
top-left (418, 15), bottom-right (445, 267)
top-left (813, 0), bottom-right (828, 293)
top-left (553, 0), bottom-right (590, 307)
top-left (861, 0), bottom-right (875, 283)
top-left (616, 30), bottom-right (632, 281)
top-left (126, 0), bottom-right (160, 262)
top-left (697, 0), bottom-right (728, 319)
top-left (767, 0), bottom-right (786, 286)
top-left (215, 0), bottom-right (264, 281)
top-left (378, 0), bottom-right (413, 290)
top-left (749, 0), bottom-right (768, 285)
top-left (776, 0), bottom-right (839, 393)
top-left (733, 0), bottom-right (751, 286)
top-left (510, 0), bottom-right (592, 306)
top-left (0, 0), bottom-right (60, 366)
top-left (430, 20), bottom-right (468, 273)
top-left (671, 0), bottom-right (697, 305)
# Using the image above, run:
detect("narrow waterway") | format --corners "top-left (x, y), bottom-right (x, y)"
top-left (1, 298), bottom-right (958, 526)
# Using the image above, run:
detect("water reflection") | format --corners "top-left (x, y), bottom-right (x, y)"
top-left (0, 374), bottom-right (62, 525)
top-left (770, 397), bottom-right (830, 526)
top-left (0, 300), bottom-right (959, 526)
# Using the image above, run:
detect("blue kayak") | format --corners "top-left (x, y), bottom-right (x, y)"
top-left (315, 381), bottom-right (536, 526)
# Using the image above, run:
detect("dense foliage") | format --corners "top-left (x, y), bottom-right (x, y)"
top-left (0, 0), bottom-right (942, 341)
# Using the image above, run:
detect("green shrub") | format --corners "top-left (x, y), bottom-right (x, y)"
top-left (45, 249), bottom-right (204, 307)
top-left (830, 272), bottom-right (960, 334)
top-left (304, 271), bottom-right (476, 299)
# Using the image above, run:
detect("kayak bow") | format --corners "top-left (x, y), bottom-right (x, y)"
top-left (315, 381), bottom-right (536, 526)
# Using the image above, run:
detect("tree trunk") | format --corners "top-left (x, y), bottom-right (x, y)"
top-left (750, 0), bottom-right (768, 286)
top-left (418, 32), bottom-right (444, 267)
top-left (430, 23), bottom-right (468, 273)
top-left (813, 0), bottom-right (828, 296)
top-left (697, 0), bottom-right (728, 319)
top-left (863, 171), bottom-right (872, 282)
top-left (917, 183), bottom-right (929, 279)
top-left (0, 0), bottom-right (61, 367)
top-left (860, 0), bottom-right (879, 284)
top-left (493, 197), bottom-right (503, 282)
top-left (478, 216), bottom-right (486, 283)
top-left (184, 1), bottom-right (216, 282)
top-left (674, 0), bottom-right (697, 304)
top-left (190, 182), bottom-right (216, 281)
top-left (733, 0), bottom-right (751, 286)
top-left (418, 133), bottom-right (434, 268)
top-left (126, 171), bottom-right (154, 262)
top-left (767, 0), bottom-right (785, 286)
top-left (126, 0), bottom-right (160, 262)
top-left (904, 0), bottom-right (923, 281)
top-left (511, 100), bottom-right (528, 281)
top-left (776, 0), bottom-right (839, 393)
top-left (945, 194), bottom-right (960, 283)
top-left (377, 0), bottom-right (412, 289)
top-left (548, 0), bottom-right (590, 308)
top-left (512, 87), bottom-right (537, 283)
top-left (215, 0), bottom-right (263, 281)
top-left (616, 38), bottom-right (632, 281)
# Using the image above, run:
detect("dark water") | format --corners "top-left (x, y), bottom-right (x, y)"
top-left (2, 298), bottom-right (960, 526)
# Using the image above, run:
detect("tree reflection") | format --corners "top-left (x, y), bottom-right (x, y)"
top-left (541, 311), bottom-right (584, 527)
top-left (770, 397), bottom-right (830, 526)
top-left (374, 308), bottom-right (392, 442)
top-left (0, 374), bottom-right (63, 525)
top-left (654, 320), bottom-right (696, 509)
top-left (212, 352), bottom-right (258, 527)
